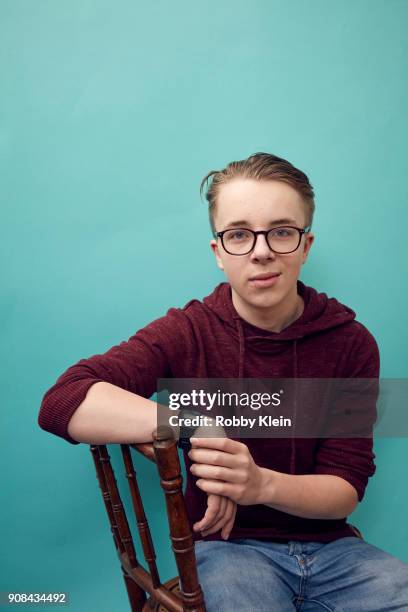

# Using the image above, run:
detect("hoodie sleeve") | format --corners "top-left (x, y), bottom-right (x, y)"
top-left (38, 307), bottom-right (194, 445)
top-left (313, 322), bottom-right (380, 502)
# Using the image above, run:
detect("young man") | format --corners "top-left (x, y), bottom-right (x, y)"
top-left (39, 153), bottom-right (408, 611)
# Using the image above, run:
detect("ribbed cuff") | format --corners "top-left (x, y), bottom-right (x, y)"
top-left (39, 378), bottom-right (105, 444)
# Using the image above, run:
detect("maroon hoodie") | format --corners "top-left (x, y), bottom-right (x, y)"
top-left (38, 280), bottom-right (379, 543)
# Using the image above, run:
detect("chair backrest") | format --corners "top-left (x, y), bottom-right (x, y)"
top-left (90, 426), bottom-right (206, 611)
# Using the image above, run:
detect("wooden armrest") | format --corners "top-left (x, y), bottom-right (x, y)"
top-left (131, 427), bottom-right (178, 463)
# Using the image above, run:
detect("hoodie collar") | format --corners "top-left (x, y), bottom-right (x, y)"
top-left (203, 281), bottom-right (356, 342)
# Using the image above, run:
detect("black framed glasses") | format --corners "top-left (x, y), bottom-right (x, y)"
top-left (215, 225), bottom-right (312, 255)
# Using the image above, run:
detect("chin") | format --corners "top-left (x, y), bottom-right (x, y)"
top-left (254, 297), bottom-right (282, 310)
top-left (245, 291), bottom-right (283, 309)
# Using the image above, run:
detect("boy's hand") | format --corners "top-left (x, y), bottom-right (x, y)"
top-left (193, 493), bottom-right (237, 540)
top-left (188, 437), bottom-right (264, 505)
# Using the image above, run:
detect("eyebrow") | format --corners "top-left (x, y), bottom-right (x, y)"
top-left (224, 218), bottom-right (298, 228)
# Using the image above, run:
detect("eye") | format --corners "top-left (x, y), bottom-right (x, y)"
top-left (271, 227), bottom-right (295, 238)
top-left (226, 229), bottom-right (251, 241)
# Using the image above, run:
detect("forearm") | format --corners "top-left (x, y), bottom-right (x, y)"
top-left (257, 467), bottom-right (358, 520)
top-left (67, 382), bottom-right (160, 444)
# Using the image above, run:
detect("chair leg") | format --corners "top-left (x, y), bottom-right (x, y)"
top-left (91, 445), bottom-right (147, 611)
top-left (122, 572), bottom-right (147, 612)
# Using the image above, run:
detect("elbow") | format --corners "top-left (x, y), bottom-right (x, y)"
top-left (336, 482), bottom-right (359, 518)
top-left (66, 413), bottom-right (82, 443)
top-left (320, 476), bottom-right (359, 519)
top-left (346, 495), bottom-right (359, 518)
top-left (345, 482), bottom-right (359, 513)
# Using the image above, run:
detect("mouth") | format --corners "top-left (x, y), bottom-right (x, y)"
top-left (248, 272), bottom-right (281, 288)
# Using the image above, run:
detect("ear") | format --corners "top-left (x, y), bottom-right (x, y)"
top-left (210, 239), bottom-right (224, 271)
top-left (301, 233), bottom-right (314, 265)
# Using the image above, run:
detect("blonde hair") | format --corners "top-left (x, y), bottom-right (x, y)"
top-left (200, 152), bottom-right (315, 234)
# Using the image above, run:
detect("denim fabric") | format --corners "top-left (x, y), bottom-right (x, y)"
top-left (194, 537), bottom-right (408, 611)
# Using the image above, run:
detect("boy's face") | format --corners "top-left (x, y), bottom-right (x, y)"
top-left (210, 178), bottom-right (314, 314)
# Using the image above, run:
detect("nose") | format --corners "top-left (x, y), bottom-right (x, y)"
top-left (250, 233), bottom-right (276, 261)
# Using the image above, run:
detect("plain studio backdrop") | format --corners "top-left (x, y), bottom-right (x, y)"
top-left (1, 1), bottom-right (407, 610)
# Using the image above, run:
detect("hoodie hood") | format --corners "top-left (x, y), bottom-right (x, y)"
top-left (202, 280), bottom-right (356, 474)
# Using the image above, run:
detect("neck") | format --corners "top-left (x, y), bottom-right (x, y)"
top-left (231, 286), bottom-right (304, 333)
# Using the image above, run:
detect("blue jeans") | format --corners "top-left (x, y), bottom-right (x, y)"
top-left (194, 537), bottom-right (408, 611)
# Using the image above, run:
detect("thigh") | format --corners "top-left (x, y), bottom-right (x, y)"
top-left (305, 537), bottom-right (408, 612)
top-left (194, 539), bottom-right (297, 612)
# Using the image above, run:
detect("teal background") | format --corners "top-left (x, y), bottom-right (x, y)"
top-left (1, 0), bottom-right (407, 609)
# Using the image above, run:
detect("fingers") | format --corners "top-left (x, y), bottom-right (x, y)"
top-left (220, 500), bottom-right (237, 540)
top-left (190, 463), bottom-right (243, 483)
top-left (190, 437), bottom-right (243, 454)
top-left (188, 448), bottom-right (241, 469)
top-left (202, 499), bottom-right (237, 539)
top-left (193, 494), bottom-right (226, 532)
top-left (195, 478), bottom-right (235, 498)
top-left (194, 494), bottom-right (225, 532)
top-left (193, 494), bottom-right (238, 540)
top-left (200, 515), bottom-right (229, 537)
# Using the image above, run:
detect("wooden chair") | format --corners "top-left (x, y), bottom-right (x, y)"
top-left (90, 426), bottom-right (206, 612)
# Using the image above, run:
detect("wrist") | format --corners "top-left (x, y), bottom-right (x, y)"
top-left (256, 467), bottom-right (278, 505)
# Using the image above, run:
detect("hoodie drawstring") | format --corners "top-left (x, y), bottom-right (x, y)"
top-left (236, 318), bottom-right (245, 379)
top-left (290, 340), bottom-right (298, 475)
